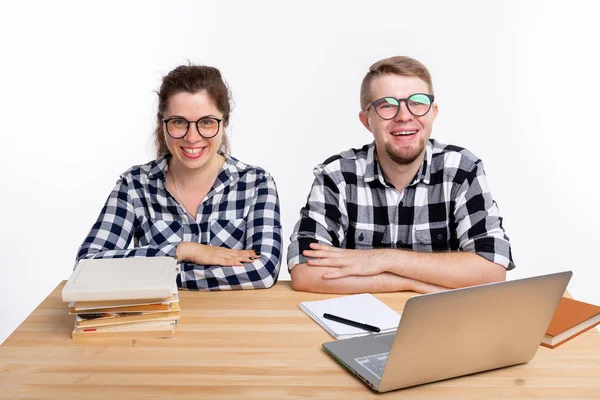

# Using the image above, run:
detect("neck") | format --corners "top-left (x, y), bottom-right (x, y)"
top-left (169, 153), bottom-right (224, 189)
top-left (376, 149), bottom-right (425, 192)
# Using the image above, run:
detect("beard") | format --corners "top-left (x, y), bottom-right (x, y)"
top-left (385, 137), bottom-right (426, 165)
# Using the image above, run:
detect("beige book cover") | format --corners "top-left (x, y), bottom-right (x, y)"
top-left (69, 292), bottom-right (179, 311)
top-left (75, 319), bottom-right (178, 332)
top-left (72, 323), bottom-right (176, 340)
top-left (70, 302), bottom-right (178, 314)
top-left (62, 257), bottom-right (179, 302)
top-left (75, 309), bottom-right (180, 328)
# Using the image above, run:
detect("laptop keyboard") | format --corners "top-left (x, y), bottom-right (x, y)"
top-left (355, 352), bottom-right (389, 379)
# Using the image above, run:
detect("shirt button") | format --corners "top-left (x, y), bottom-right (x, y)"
top-left (437, 234), bottom-right (444, 241)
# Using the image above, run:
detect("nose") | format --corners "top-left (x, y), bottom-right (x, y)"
top-left (394, 100), bottom-right (413, 122)
top-left (185, 122), bottom-right (204, 141)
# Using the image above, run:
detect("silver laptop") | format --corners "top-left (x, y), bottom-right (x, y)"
top-left (322, 271), bottom-right (572, 392)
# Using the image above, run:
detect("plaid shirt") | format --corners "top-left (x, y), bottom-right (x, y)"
top-left (77, 154), bottom-right (282, 290)
top-left (288, 139), bottom-right (515, 270)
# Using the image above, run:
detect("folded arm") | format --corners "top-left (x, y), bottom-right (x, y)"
top-left (177, 176), bottom-right (282, 290)
top-left (291, 262), bottom-right (448, 294)
top-left (77, 174), bottom-right (282, 290)
top-left (303, 244), bottom-right (505, 290)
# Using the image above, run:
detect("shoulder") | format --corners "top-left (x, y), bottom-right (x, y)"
top-left (225, 155), bottom-right (275, 185)
top-left (317, 143), bottom-right (371, 176)
top-left (429, 139), bottom-right (483, 184)
top-left (118, 156), bottom-right (168, 186)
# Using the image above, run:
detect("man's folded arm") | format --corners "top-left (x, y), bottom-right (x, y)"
top-left (378, 250), bottom-right (506, 289)
top-left (290, 262), bottom-right (447, 294)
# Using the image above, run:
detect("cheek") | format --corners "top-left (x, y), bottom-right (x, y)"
top-left (207, 132), bottom-right (223, 151)
top-left (164, 131), bottom-right (179, 151)
top-left (423, 117), bottom-right (435, 132)
top-left (371, 120), bottom-right (390, 138)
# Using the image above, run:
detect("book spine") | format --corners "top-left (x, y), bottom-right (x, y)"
top-left (299, 303), bottom-right (339, 339)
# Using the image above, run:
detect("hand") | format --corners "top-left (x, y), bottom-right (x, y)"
top-left (177, 242), bottom-right (259, 266)
top-left (302, 242), bottom-right (392, 279)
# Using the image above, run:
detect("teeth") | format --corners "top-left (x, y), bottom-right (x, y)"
top-left (391, 131), bottom-right (417, 136)
top-left (182, 147), bottom-right (203, 154)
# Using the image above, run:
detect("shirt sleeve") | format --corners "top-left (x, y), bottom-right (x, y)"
top-left (178, 174), bottom-right (282, 290)
top-left (76, 176), bottom-right (177, 264)
top-left (453, 160), bottom-right (515, 270)
top-left (287, 165), bottom-right (348, 270)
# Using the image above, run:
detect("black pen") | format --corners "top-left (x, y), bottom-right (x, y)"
top-left (323, 313), bottom-right (381, 333)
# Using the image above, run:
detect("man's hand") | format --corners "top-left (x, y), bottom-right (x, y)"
top-left (177, 242), bottom-right (258, 266)
top-left (303, 242), bottom-right (393, 279)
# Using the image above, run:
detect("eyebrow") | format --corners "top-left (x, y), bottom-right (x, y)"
top-left (164, 114), bottom-right (221, 120)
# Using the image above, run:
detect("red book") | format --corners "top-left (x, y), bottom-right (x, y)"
top-left (541, 297), bottom-right (600, 349)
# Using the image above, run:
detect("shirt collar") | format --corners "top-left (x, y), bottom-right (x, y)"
top-left (363, 140), bottom-right (433, 186)
top-left (147, 153), bottom-right (240, 189)
top-left (148, 154), bottom-right (169, 179)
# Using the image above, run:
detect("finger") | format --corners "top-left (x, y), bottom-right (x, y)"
top-left (322, 269), bottom-right (349, 279)
top-left (241, 249), bottom-right (260, 258)
top-left (218, 257), bottom-right (236, 266)
top-left (234, 249), bottom-right (254, 256)
top-left (307, 257), bottom-right (345, 267)
top-left (303, 249), bottom-right (338, 258)
top-left (226, 258), bottom-right (244, 266)
top-left (309, 242), bottom-right (339, 251)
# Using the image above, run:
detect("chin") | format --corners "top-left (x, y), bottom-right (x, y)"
top-left (176, 150), bottom-right (214, 169)
top-left (386, 143), bottom-right (425, 165)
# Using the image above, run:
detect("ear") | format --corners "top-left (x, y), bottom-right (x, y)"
top-left (431, 103), bottom-right (439, 121)
top-left (359, 111), bottom-right (372, 132)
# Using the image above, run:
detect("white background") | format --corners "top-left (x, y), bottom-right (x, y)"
top-left (1, 0), bottom-right (598, 344)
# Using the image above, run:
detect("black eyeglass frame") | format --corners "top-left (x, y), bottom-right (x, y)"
top-left (364, 93), bottom-right (435, 120)
top-left (162, 116), bottom-right (223, 139)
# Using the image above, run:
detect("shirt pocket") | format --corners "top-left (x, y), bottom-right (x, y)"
top-left (149, 219), bottom-right (183, 245)
top-left (346, 223), bottom-right (385, 249)
top-left (210, 218), bottom-right (247, 250)
top-left (413, 222), bottom-right (450, 252)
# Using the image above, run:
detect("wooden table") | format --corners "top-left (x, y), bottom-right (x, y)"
top-left (1, 282), bottom-right (599, 399)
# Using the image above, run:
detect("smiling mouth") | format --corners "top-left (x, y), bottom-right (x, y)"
top-left (181, 147), bottom-right (205, 155)
top-left (391, 130), bottom-right (417, 136)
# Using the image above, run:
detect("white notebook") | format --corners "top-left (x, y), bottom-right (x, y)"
top-left (62, 257), bottom-right (179, 302)
top-left (300, 293), bottom-right (401, 339)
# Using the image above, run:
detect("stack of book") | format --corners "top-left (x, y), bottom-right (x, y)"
top-left (541, 296), bottom-right (600, 349)
top-left (62, 257), bottom-right (180, 340)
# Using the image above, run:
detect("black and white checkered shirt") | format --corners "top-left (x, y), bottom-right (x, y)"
top-left (77, 154), bottom-right (282, 290)
top-left (288, 139), bottom-right (515, 270)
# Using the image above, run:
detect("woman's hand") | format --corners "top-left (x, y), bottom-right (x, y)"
top-left (176, 242), bottom-right (259, 266)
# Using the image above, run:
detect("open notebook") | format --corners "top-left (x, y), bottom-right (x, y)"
top-left (300, 293), bottom-right (401, 339)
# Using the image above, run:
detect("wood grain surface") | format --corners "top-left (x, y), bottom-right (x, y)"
top-left (1, 281), bottom-right (598, 399)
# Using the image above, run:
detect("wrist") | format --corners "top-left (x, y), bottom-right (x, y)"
top-left (176, 242), bottom-right (195, 263)
top-left (378, 248), bottom-right (400, 273)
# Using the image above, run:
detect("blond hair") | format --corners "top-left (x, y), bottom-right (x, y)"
top-left (360, 56), bottom-right (434, 110)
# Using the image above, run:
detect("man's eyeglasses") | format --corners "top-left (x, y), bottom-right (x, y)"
top-left (364, 93), bottom-right (434, 120)
top-left (163, 116), bottom-right (222, 139)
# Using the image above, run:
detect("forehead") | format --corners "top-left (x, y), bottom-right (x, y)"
top-left (369, 74), bottom-right (430, 100)
top-left (165, 91), bottom-right (220, 117)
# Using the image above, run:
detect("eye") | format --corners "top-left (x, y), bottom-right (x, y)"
top-left (170, 118), bottom-right (188, 126)
top-left (408, 94), bottom-right (431, 106)
top-left (198, 118), bottom-right (217, 127)
top-left (375, 97), bottom-right (399, 110)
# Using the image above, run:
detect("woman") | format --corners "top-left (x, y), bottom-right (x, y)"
top-left (77, 65), bottom-right (282, 290)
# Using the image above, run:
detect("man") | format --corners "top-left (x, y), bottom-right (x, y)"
top-left (288, 56), bottom-right (514, 294)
